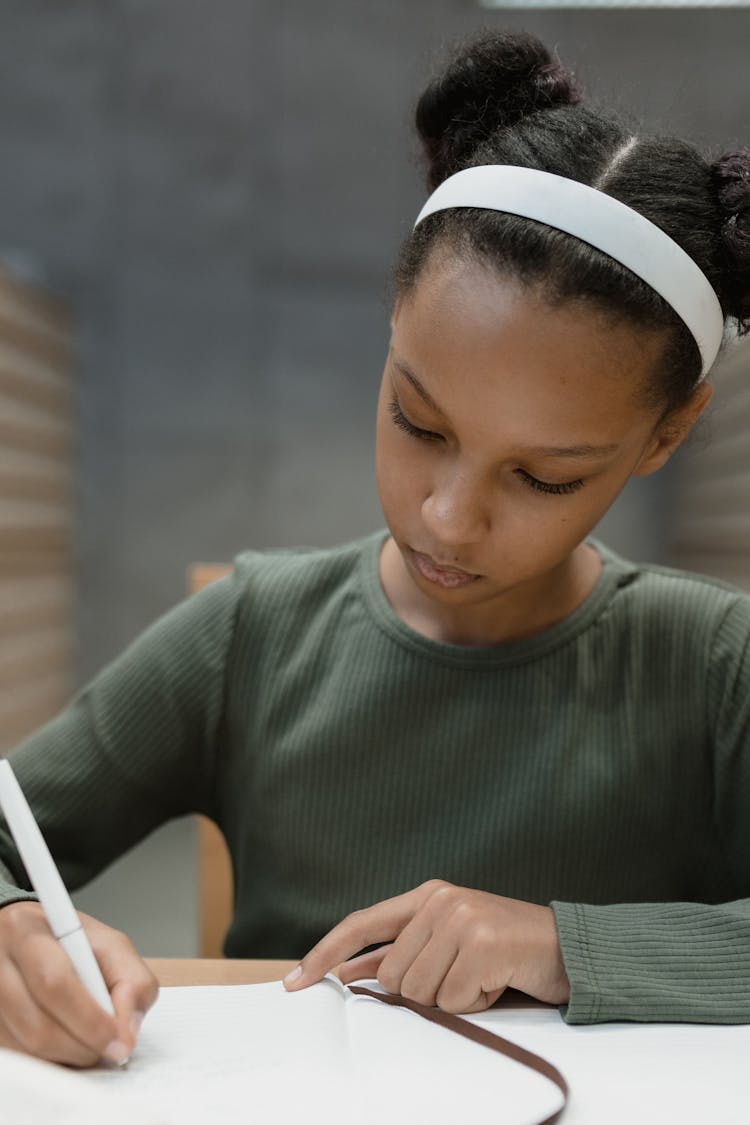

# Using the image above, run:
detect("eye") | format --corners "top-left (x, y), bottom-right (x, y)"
top-left (515, 468), bottom-right (584, 496)
top-left (388, 396), bottom-right (442, 442)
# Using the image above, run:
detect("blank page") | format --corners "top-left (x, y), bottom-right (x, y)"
top-left (83, 980), bottom-right (563, 1125)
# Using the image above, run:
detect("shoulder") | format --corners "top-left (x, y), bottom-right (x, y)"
top-left (227, 530), bottom-right (384, 629)
top-left (595, 539), bottom-right (750, 651)
top-left (216, 531), bottom-right (385, 677)
top-left (232, 531), bottom-right (380, 596)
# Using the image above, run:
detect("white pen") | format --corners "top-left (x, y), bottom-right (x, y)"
top-left (0, 758), bottom-right (115, 1016)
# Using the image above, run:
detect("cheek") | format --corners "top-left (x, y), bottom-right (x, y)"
top-left (374, 412), bottom-right (395, 484)
top-left (376, 403), bottom-right (418, 483)
top-left (522, 484), bottom-right (617, 552)
top-left (376, 440), bottom-right (436, 533)
top-left (486, 484), bottom-right (609, 560)
top-left (375, 415), bottom-right (402, 505)
top-left (377, 438), bottom-right (420, 503)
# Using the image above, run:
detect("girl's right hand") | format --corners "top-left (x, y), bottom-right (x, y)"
top-left (0, 900), bottom-right (159, 1067)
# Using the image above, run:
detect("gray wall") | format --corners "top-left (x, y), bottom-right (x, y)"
top-left (1, 1), bottom-right (748, 953)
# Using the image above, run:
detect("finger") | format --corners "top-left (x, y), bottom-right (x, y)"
top-left (391, 932), bottom-right (459, 1008)
top-left (435, 948), bottom-right (507, 1014)
top-left (89, 919), bottom-right (159, 1042)
top-left (375, 915), bottom-right (433, 997)
top-left (284, 884), bottom-right (441, 990)
top-left (15, 929), bottom-right (128, 1063)
top-left (0, 947), bottom-right (108, 1066)
top-left (335, 946), bottom-right (391, 984)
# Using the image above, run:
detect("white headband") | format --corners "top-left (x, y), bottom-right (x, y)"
top-left (414, 165), bottom-right (724, 377)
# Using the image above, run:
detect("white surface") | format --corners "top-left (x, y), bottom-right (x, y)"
top-left (0, 1048), bottom-right (159, 1125)
top-left (467, 1003), bottom-right (750, 1124)
top-left (5, 979), bottom-right (750, 1124)
top-left (84, 979), bottom-right (562, 1125)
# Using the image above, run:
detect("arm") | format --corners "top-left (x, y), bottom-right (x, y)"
top-left (0, 569), bottom-right (240, 904)
top-left (552, 596), bottom-right (750, 1023)
top-left (552, 897), bottom-right (750, 1023)
top-left (0, 569), bottom-right (241, 1062)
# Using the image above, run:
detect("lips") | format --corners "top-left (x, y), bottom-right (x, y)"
top-left (410, 549), bottom-right (481, 589)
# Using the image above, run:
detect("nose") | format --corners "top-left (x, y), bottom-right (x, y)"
top-left (421, 465), bottom-right (490, 549)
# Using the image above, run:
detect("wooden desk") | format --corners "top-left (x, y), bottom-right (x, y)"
top-left (146, 958), bottom-right (297, 987)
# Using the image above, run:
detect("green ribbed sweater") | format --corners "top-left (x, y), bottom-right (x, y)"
top-left (3, 531), bottom-right (750, 1024)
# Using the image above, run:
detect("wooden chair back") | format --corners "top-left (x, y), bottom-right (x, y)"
top-left (188, 564), bottom-right (234, 957)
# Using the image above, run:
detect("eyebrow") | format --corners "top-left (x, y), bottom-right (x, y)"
top-left (391, 356), bottom-right (447, 418)
top-left (390, 354), bottom-right (620, 460)
top-left (526, 442), bottom-right (620, 459)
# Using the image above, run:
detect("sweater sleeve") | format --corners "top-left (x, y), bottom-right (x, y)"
top-left (0, 570), bottom-right (241, 909)
top-left (552, 597), bottom-right (750, 1024)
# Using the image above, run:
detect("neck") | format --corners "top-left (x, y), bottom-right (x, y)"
top-left (379, 537), bottom-right (602, 647)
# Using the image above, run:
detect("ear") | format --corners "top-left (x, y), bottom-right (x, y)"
top-left (633, 382), bottom-right (713, 478)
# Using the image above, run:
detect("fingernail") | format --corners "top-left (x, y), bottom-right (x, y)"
top-left (283, 965), bottom-right (302, 986)
top-left (129, 1010), bottom-right (144, 1037)
top-left (103, 1039), bottom-right (131, 1066)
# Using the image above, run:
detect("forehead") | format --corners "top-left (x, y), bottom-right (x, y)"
top-left (392, 253), bottom-right (663, 440)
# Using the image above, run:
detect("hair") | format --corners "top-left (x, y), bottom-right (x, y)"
top-left (395, 30), bottom-right (750, 415)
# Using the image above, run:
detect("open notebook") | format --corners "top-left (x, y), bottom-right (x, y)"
top-left (1, 977), bottom-right (565, 1125)
top-left (4, 976), bottom-right (750, 1124)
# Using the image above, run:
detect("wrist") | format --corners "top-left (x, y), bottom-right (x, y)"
top-left (541, 905), bottom-right (570, 1004)
top-left (511, 903), bottom-right (570, 1005)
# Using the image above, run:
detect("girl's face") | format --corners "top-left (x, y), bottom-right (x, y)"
top-left (375, 250), bottom-right (709, 643)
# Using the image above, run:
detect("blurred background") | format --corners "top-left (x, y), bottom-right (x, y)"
top-left (0, 0), bottom-right (748, 955)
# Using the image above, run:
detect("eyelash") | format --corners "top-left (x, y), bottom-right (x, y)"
top-left (514, 470), bottom-right (584, 496)
top-left (388, 396), bottom-right (441, 442)
top-left (387, 396), bottom-right (584, 497)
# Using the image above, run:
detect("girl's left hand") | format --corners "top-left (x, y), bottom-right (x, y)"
top-left (283, 880), bottom-right (570, 1013)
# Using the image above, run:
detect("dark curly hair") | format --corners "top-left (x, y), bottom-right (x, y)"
top-left (396, 30), bottom-right (750, 415)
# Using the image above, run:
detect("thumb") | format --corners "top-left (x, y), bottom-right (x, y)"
top-left (110, 978), bottom-right (156, 1044)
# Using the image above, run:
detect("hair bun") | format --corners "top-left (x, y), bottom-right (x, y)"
top-left (416, 30), bottom-right (582, 190)
top-left (711, 149), bottom-right (750, 329)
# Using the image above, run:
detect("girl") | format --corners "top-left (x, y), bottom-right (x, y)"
top-left (1, 29), bottom-right (750, 1068)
